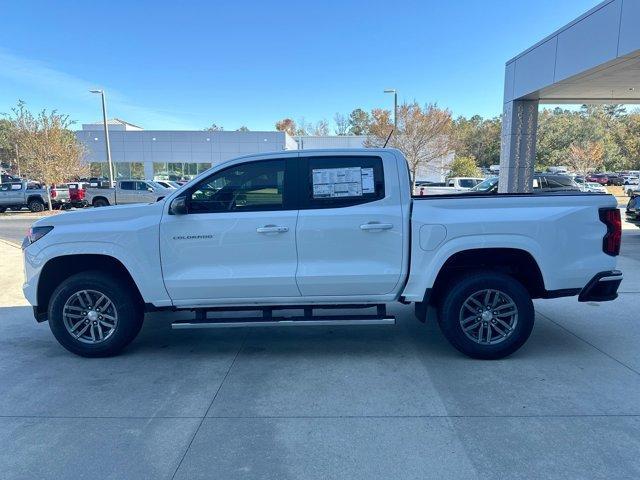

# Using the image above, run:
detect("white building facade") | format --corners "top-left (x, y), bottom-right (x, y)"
top-left (77, 120), bottom-right (450, 182)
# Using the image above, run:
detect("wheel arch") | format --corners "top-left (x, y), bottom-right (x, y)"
top-left (26, 195), bottom-right (45, 205)
top-left (91, 196), bottom-right (110, 206)
top-left (35, 254), bottom-right (144, 321)
top-left (430, 247), bottom-right (546, 305)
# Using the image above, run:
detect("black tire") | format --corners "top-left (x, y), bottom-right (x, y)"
top-left (48, 271), bottom-right (143, 357)
top-left (93, 198), bottom-right (109, 207)
top-left (437, 272), bottom-right (534, 360)
top-left (28, 199), bottom-right (45, 212)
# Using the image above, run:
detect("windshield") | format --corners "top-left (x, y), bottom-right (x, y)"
top-left (147, 181), bottom-right (166, 190)
top-left (459, 179), bottom-right (482, 188)
top-left (470, 177), bottom-right (498, 192)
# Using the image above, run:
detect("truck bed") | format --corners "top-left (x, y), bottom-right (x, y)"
top-left (402, 191), bottom-right (618, 301)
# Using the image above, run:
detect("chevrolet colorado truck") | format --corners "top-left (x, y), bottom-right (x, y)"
top-left (22, 149), bottom-right (623, 359)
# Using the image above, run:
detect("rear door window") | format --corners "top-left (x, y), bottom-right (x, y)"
top-left (301, 156), bottom-right (385, 209)
top-left (120, 181), bottom-right (135, 190)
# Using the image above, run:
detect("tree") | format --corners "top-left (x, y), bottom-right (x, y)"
top-left (204, 123), bottom-right (224, 131)
top-left (448, 156), bottom-right (481, 178)
top-left (275, 118), bottom-right (297, 137)
top-left (311, 119), bottom-right (329, 136)
top-left (452, 115), bottom-right (501, 167)
top-left (333, 113), bottom-right (349, 135)
top-left (567, 141), bottom-right (605, 178)
top-left (4, 100), bottom-right (87, 209)
top-left (236, 126), bottom-right (250, 132)
top-left (366, 102), bottom-right (453, 190)
top-left (348, 108), bottom-right (370, 135)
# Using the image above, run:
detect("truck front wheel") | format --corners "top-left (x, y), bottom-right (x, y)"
top-left (437, 272), bottom-right (534, 360)
top-left (93, 198), bottom-right (109, 207)
top-left (47, 271), bottom-right (143, 357)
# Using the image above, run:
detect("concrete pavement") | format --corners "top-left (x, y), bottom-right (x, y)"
top-left (0, 229), bottom-right (639, 479)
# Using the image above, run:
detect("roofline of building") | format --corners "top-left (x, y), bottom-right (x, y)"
top-left (506, 0), bottom-right (615, 65)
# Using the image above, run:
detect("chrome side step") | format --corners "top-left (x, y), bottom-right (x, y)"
top-left (172, 316), bottom-right (396, 330)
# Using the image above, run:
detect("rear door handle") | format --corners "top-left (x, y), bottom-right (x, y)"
top-left (360, 222), bottom-right (393, 231)
top-left (256, 225), bottom-right (289, 234)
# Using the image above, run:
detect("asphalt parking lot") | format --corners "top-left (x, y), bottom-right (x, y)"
top-left (1, 214), bottom-right (640, 479)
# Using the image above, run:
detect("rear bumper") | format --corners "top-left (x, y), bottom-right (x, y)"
top-left (578, 270), bottom-right (623, 302)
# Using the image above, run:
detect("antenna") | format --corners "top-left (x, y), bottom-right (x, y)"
top-left (383, 128), bottom-right (394, 148)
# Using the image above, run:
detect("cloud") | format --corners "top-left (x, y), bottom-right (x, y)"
top-left (0, 49), bottom-right (196, 129)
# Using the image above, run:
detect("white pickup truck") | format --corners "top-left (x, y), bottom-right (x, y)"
top-left (22, 149), bottom-right (623, 359)
top-left (414, 177), bottom-right (484, 196)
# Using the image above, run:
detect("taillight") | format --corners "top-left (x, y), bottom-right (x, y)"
top-left (78, 188), bottom-right (86, 200)
top-left (50, 187), bottom-right (57, 199)
top-left (599, 208), bottom-right (621, 256)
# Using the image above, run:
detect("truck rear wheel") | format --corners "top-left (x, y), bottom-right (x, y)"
top-left (28, 199), bottom-right (45, 212)
top-left (437, 272), bottom-right (534, 359)
top-left (93, 198), bottom-right (109, 207)
top-left (47, 271), bottom-right (143, 357)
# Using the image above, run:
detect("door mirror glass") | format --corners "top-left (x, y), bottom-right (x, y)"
top-left (169, 196), bottom-right (188, 215)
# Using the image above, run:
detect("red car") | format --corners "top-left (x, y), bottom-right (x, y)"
top-left (586, 174), bottom-right (609, 185)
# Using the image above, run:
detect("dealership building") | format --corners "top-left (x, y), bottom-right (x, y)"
top-left (76, 119), bottom-right (452, 182)
top-left (76, 120), bottom-right (369, 182)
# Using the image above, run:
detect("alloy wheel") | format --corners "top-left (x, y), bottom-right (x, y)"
top-left (459, 289), bottom-right (518, 345)
top-left (62, 289), bottom-right (119, 344)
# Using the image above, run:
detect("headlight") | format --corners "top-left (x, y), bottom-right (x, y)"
top-left (25, 226), bottom-right (54, 247)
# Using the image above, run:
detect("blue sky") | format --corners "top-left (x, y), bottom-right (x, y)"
top-left (0, 0), bottom-right (597, 131)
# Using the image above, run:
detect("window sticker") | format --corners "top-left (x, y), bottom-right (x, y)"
top-left (312, 167), bottom-right (375, 198)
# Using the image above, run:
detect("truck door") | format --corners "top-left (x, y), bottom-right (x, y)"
top-left (136, 181), bottom-right (156, 203)
top-left (117, 181), bottom-right (136, 203)
top-left (295, 153), bottom-right (404, 296)
top-left (160, 156), bottom-right (301, 303)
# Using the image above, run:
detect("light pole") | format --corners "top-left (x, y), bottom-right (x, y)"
top-left (384, 89), bottom-right (397, 130)
top-left (90, 89), bottom-right (114, 186)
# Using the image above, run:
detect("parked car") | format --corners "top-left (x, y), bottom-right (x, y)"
top-left (586, 174), bottom-right (609, 185)
top-left (0, 181), bottom-right (50, 212)
top-left (155, 180), bottom-right (180, 189)
top-left (24, 148), bottom-right (622, 360)
top-left (627, 184), bottom-right (640, 197)
top-left (66, 182), bottom-right (89, 208)
top-left (581, 182), bottom-right (608, 194)
top-left (470, 174), bottom-right (581, 193)
top-left (85, 179), bottom-right (173, 207)
top-left (49, 184), bottom-right (71, 209)
top-left (414, 177), bottom-right (484, 196)
top-left (623, 176), bottom-right (639, 186)
top-left (626, 195), bottom-right (639, 220)
top-left (604, 174), bottom-right (624, 186)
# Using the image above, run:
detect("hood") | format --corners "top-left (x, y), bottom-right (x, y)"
top-left (33, 201), bottom-right (165, 228)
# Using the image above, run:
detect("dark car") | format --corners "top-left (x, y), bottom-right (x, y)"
top-left (604, 174), bottom-right (624, 186)
top-left (627, 195), bottom-right (639, 220)
top-left (470, 174), bottom-right (581, 194)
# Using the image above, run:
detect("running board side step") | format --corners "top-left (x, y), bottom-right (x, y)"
top-left (172, 316), bottom-right (396, 329)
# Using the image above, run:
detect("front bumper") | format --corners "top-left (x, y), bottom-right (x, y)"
top-left (578, 270), bottom-right (623, 302)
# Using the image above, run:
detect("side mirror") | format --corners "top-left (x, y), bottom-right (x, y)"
top-left (169, 196), bottom-right (188, 215)
top-left (147, 187), bottom-right (154, 192)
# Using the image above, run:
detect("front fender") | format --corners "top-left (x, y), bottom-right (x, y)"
top-left (23, 241), bottom-right (172, 307)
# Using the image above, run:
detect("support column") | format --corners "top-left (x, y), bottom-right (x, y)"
top-left (498, 99), bottom-right (539, 193)
top-left (144, 161), bottom-right (154, 180)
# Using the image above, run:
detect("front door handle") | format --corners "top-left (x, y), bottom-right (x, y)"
top-left (256, 225), bottom-right (289, 234)
top-left (360, 222), bottom-right (393, 231)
